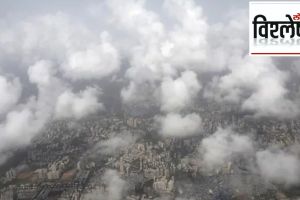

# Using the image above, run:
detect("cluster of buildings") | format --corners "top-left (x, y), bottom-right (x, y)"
top-left (112, 140), bottom-right (177, 195)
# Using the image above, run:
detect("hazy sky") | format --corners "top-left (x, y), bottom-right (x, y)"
top-left (0, 0), bottom-right (250, 23)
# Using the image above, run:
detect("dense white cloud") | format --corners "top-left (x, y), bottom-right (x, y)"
top-left (62, 33), bottom-right (120, 80)
top-left (55, 87), bottom-right (104, 119)
top-left (162, 0), bottom-right (208, 69)
top-left (0, 75), bottom-right (21, 115)
top-left (0, 13), bottom-right (89, 66)
top-left (197, 127), bottom-right (300, 186)
top-left (113, 0), bottom-right (299, 119)
top-left (93, 0), bottom-right (300, 120)
top-left (0, 60), bottom-right (63, 152)
top-left (28, 60), bottom-right (66, 117)
top-left (0, 108), bottom-right (46, 151)
top-left (158, 113), bottom-right (202, 137)
top-left (114, 0), bottom-right (208, 106)
top-left (0, 12), bottom-right (120, 81)
top-left (28, 60), bottom-right (62, 88)
top-left (102, 170), bottom-right (126, 200)
top-left (0, 58), bottom-right (106, 156)
top-left (205, 56), bottom-right (298, 117)
top-left (94, 131), bottom-right (137, 155)
top-left (82, 169), bottom-right (126, 200)
top-left (199, 128), bottom-right (254, 170)
top-left (256, 149), bottom-right (300, 185)
top-left (161, 70), bottom-right (201, 112)
top-left (242, 73), bottom-right (298, 118)
top-left (0, 10), bottom-right (117, 158)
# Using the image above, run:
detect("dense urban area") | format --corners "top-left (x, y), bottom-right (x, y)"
top-left (0, 102), bottom-right (299, 200)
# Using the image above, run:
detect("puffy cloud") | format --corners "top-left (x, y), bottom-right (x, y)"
top-left (27, 44), bottom-right (106, 121)
top-left (28, 60), bottom-right (61, 88)
top-left (0, 75), bottom-right (21, 115)
top-left (160, 70), bottom-right (201, 112)
top-left (0, 108), bottom-right (46, 151)
top-left (242, 73), bottom-right (298, 118)
top-left (102, 170), bottom-right (126, 200)
top-left (157, 113), bottom-right (202, 137)
top-left (0, 13), bottom-right (90, 66)
top-left (256, 149), bottom-right (300, 185)
top-left (198, 129), bottom-right (300, 186)
top-left (0, 60), bottom-right (63, 153)
top-left (62, 33), bottom-right (120, 80)
top-left (115, 0), bottom-right (298, 119)
top-left (112, 0), bottom-right (207, 106)
top-left (82, 169), bottom-right (126, 200)
top-left (107, 0), bottom-right (164, 40)
top-left (55, 87), bottom-right (104, 120)
top-left (0, 12), bottom-right (120, 81)
top-left (30, 60), bottom-right (106, 121)
top-left (27, 60), bottom-right (67, 117)
top-left (0, 58), bottom-right (106, 157)
top-left (205, 56), bottom-right (298, 118)
top-left (0, 9), bottom-right (116, 159)
top-left (199, 128), bottom-right (254, 170)
top-left (162, 0), bottom-right (208, 69)
top-left (93, 131), bottom-right (138, 155)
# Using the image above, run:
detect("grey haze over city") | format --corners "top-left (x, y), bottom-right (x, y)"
top-left (0, 0), bottom-right (300, 200)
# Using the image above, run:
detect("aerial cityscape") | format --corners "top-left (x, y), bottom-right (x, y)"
top-left (1, 0), bottom-right (300, 199)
